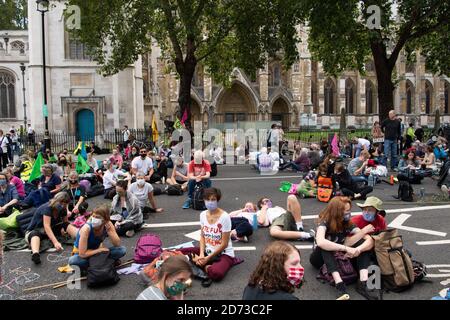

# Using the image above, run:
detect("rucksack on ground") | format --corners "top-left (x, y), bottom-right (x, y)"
top-left (151, 184), bottom-right (163, 196)
top-left (87, 184), bottom-right (105, 198)
top-left (192, 183), bottom-right (206, 211)
top-left (166, 184), bottom-right (183, 196)
top-left (87, 252), bottom-right (120, 288)
top-left (395, 181), bottom-right (414, 202)
top-left (134, 233), bottom-right (163, 264)
top-left (371, 228), bottom-right (415, 292)
top-left (317, 176), bottom-right (334, 203)
top-left (316, 251), bottom-right (358, 285)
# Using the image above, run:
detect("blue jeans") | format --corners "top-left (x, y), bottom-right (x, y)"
top-left (384, 139), bottom-right (398, 169)
top-left (188, 179), bottom-right (212, 199)
top-left (351, 175), bottom-right (368, 184)
top-left (68, 246), bottom-right (127, 269)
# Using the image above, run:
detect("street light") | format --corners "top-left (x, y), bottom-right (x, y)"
top-left (20, 63), bottom-right (27, 129)
top-left (3, 34), bottom-right (9, 55)
top-left (36, 0), bottom-right (49, 134)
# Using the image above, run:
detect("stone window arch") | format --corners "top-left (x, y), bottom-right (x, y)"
top-left (345, 78), bottom-right (356, 114)
top-left (406, 80), bottom-right (415, 114)
top-left (425, 80), bottom-right (433, 114)
top-left (324, 78), bottom-right (336, 114)
top-left (0, 70), bottom-right (16, 119)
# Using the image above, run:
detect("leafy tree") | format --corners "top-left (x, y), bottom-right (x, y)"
top-left (65, 0), bottom-right (303, 127)
top-left (0, 0), bottom-right (27, 30)
top-left (302, 0), bottom-right (449, 121)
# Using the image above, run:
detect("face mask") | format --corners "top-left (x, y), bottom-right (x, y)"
top-left (91, 217), bottom-right (103, 228)
top-left (287, 267), bottom-right (305, 287)
top-left (362, 211), bottom-right (376, 222)
top-left (69, 179), bottom-right (78, 185)
top-left (166, 281), bottom-right (188, 298)
top-left (112, 165), bottom-right (117, 170)
top-left (205, 200), bottom-right (218, 211)
top-left (0, 179), bottom-right (7, 187)
top-left (343, 212), bottom-right (352, 222)
top-left (60, 160), bottom-right (67, 166)
top-left (137, 179), bottom-right (145, 187)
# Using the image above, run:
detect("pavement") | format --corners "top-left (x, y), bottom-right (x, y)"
top-left (1, 165), bottom-right (449, 301)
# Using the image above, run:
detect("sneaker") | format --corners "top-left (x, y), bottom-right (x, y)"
top-left (335, 282), bottom-right (350, 300)
top-left (182, 198), bottom-right (192, 209)
top-left (125, 230), bottom-right (135, 237)
top-left (299, 231), bottom-right (314, 242)
top-left (31, 252), bottom-right (41, 265)
top-left (201, 277), bottom-right (213, 288)
top-left (356, 280), bottom-right (382, 300)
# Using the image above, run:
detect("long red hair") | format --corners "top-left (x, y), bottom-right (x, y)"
top-left (317, 196), bottom-right (352, 234)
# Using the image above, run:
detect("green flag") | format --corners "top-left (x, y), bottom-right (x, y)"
top-left (174, 117), bottom-right (183, 129)
top-left (76, 154), bottom-right (91, 174)
top-left (28, 153), bottom-right (45, 182)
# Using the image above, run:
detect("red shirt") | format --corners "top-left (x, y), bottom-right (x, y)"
top-left (351, 214), bottom-right (387, 234)
top-left (188, 160), bottom-right (211, 177)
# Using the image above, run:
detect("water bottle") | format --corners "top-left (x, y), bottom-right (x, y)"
top-left (368, 173), bottom-right (375, 187)
top-left (252, 213), bottom-right (259, 231)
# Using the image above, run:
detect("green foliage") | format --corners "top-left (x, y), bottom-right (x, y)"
top-left (0, 0), bottom-right (27, 30)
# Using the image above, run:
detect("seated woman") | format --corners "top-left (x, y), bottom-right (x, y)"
top-left (0, 172), bottom-right (19, 216)
top-left (434, 143), bottom-right (448, 162)
top-left (55, 153), bottom-right (71, 179)
top-left (111, 179), bottom-right (143, 238)
top-left (279, 148), bottom-right (311, 172)
top-left (178, 188), bottom-right (237, 287)
top-left (127, 146), bottom-right (139, 162)
top-left (333, 163), bottom-right (373, 200)
top-left (4, 166), bottom-right (25, 199)
top-left (167, 157), bottom-right (189, 192)
top-left (243, 241), bottom-right (304, 300)
top-left (68, 205), bottom-right (126, 269)
top-left (86, 152), bottom-right (99, 172)
top-left (137, 255), bottom-right (193, 300)
top-left (228, 202), bottom-right (257, 243)
top-left (398, 151), bottom-right (421, 173)
top-left (129, 171), bottom-right (163, 218)
top-left (421, 145), bottom-right (436, 169)
top-left (65, 171), bottom-right (89, 220)
top-left (25, 192), bottom-right (78, 265)
top-left (309, 197), bottom-right (380, 300)
top-left (39, 164), bottom-right (62, 196)
top-left (255, 196), bottom-right (313, 241)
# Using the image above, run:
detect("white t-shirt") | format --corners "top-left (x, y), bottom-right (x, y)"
top-left (131, 157), bottom-right (154, 175)
top-left (27, 127), bottom-right (34, 134)
top-left (357, 138), bottom-right (371, 150)
top-left (129, 182), bottom-right (154, 207)
top-left (257, 206), bottom-right (286, 226)
top-left (200, 210), bottom-right (235, 258)
top-left (123, 129), bottom-right (130, 141)
top-left (103, 169), bottom-right (123, 189)
top-left (0, 136), bottom-right (7, 153)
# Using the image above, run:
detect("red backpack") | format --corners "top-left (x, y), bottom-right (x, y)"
top-left (134, 234), bottom-right (163, 264)
top-left (317, 176), bottom-right (334, 203)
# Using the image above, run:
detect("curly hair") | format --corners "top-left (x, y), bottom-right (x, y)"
top-left (248, 241), bottom-right (300, 294)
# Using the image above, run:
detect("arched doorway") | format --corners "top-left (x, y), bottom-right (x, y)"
top-left (425, 80), bottom-right (433, 114)
top-left (190, 99), bottom-right (202, 127)
top-left (324, 78), bottom-right (336, 114)
top-left (216, 82), bottom-right (257, 124)
top-left (271, 97), bottom-right (290, 129)
top-left (345, 78), bottom-right (356, 114)
top-left (365, 81), bottom-right (376, 114)
top-left (76, 109), bottom-right (95, 141)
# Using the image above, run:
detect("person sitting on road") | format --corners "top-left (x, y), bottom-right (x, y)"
top-left (127, 146), bottom-right (140, 162)
top-left (351, 197), bottom-right (387, 235)
top-left (109, 148), bottom-right (124, 170)
top-left (55, 153), bottom-right (72, 179)
top-left (347, 150), bottom-right (370, 184)
top-left (309, 196), bottom-right (380, 300)
top-left (103, 160), bottom-right (131, 198)
top-left (297, 171), bottom-right (318, 198)
top-left (333, 163), bottom-right (373, 200)
top-left (25, 192), bottom-right (78, 265)
top-left (279, 148), bottom-right (311, 173)
top-left (65, 171), bottom-right (89, 220)
top-left (4, 166), bottom-right (25, 199)
top-left (243, 241), bottom-right (304, 300)
top-left (351, 137), bottom-right (371, 158)
top-left (434, 143), bottom-right (448, 162)
top-left (167, 157), bottom-right (189, 192)
top-left (182, 150), bottom-right (212, 209)
top-left (86, 152), bottom-right (99, 172)
top-left (69, 205), bottom-right (126, 269)
top-left (131, 148), bottom-right (154, 181)
top-left (179, 188), bottom-right (236, 287)
top-left (39, 164), bottom-right (62, 196)
top-left (129, 171), bottom-right (163, 218)
top-left (308, 144), bottom-right (322, 170)
top-left (257, 147), bottom-right (275, 174)
top-left (228, 202), bottom-right (257, 243)
top-left (398, 151), bottom-right (421, 173)
top-left (137, 255), bottom-right (193, 300)
top-left (421, 145), bottom-right (436, 170)
top-left (0, 172), bottom-right (19, 216)
top-left (255, 196), bottom-right (314, 241)
top-left (111, 180), bottom-right (143, 238)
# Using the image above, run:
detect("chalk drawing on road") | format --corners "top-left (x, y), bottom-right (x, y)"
top-left (9, 266), bottom-right (31, 276)
top-left (14, 273), bottom-right (40, 286)
top-left (18, 293), bottom-right (58, 300)
top-left (0, 294), bottom-right (13, 300)
top-left (47, 252), bottom-right (70, 263)
top-left (389, 214), bottom-right (447, 237)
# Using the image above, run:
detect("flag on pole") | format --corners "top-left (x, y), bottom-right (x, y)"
top-left (74, 141), bottom-right (87, 160)
top-left (174, 116), bottom-right (183, 129)
top-left (181, 109), bottom-right (188, 125)
top-left (28, 152), bottom-right (45, 182)
top-left (152, 114), bottom-right (159, 142)
top-left (331, 133), bottom-right (340, 156)
top-left (76, 154), bottom-right (91, 174)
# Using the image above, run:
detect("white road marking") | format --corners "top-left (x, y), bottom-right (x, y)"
top-left (142, 222), bottom-right (200, 228)
top-left (425, 265), bottom-right (450, 278)
top-left (211, 176), bottom-right (300, 181)
top-left (388, 214), bottom-right (447, 237)
top-left (185, 230), bottom-right (201, 241)
top-left (295, 245), bottom-right (314, 250)
top-left (417, 240), bottom-right (450, 246)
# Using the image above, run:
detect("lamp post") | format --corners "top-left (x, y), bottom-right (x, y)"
top-left (36, 0), bottom-right (49, 133)
top-left (20, 63), bottom-right (27, 129)
top-left (3, 34), bottom-right (9, 55)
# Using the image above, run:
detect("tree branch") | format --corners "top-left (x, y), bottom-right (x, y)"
top-left (161, 0), bottom-right (184, 64)
top-left (196, 21), bottom-right (236, 62)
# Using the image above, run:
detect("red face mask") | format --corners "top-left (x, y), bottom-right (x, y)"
top-left (287, 267), bottom-right (305, 287)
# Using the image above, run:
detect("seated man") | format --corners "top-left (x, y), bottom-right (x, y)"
top-left (131, 148), bottom-right (154, 181)
top-left (352, 137), bottom-right (371, 158)
top-left (182, 150), bottom-right (212, 209)
top-left (255, 196), bottom-right (313, 241)
top-left (351, 197), bottom-right (387, 234)
top-left (347, 150), bottom-right (370, 184)
top-left (167, 157), bottom-right (189, 192)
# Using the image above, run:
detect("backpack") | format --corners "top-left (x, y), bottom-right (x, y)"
top-left (134, 233), bottom-right (163, 264)
top-left (79, 180), bottom-right (91, 194)
top-left (316, 251), bottom-right (358, 285)
top-left (87, 184), bottom-right (105, 198)
top-left (317, 176), bottom-right (334, 203)
top-left (166, 184), bottom-right (183, 196)
top-left (141, 250), bottom-right (183, 284)
top-left (371, 228), bottom-right (415, 292)
top-left (151, 184), bottom-right (163, 196)
top-left (87, 252), bottom-right (120, 288)
top-left (192, 183), bottom-right (206, 211)
top-left (259, 153), bottom-right (273, 173)
top-left (396, 181), bottom-right (414, 202)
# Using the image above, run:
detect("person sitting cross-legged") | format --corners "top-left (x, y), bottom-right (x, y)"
top-left (129, 171), bottom-right (163, 218)
top-left (182, 150), bottom-right (212, 209)
top-left (111, 180), bottom-right (143, 238)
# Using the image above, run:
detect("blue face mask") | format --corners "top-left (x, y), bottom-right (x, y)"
top-left (205, 200), bottom-right (218, 211)
top-left (0, 179), bottom-right (7, 187)
top-left (362, 211), bottom-right (376, 222)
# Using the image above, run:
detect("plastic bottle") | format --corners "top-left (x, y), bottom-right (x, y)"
top-left (252, 213), bottom-right (259, 231)
top-left (368, 172), bottom-right (375, 187)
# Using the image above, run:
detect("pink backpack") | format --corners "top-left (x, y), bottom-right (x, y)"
top-left (134, 234), bottom-right (163, 264)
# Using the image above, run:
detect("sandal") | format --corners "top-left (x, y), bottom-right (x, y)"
top-left (201, 278), bottom-right (213, 288)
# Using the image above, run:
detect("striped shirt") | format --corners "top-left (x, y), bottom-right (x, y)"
top-left (136, 286), bottom-right (167, 300)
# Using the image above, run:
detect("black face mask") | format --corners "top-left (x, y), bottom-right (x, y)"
top-left (69, 179), bottom-right (78, 185)
top-left (140, 154), bottom-right (146, 159)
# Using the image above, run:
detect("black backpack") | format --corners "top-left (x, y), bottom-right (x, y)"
top-left (210, 161), bottom-right (218, 177)
top-left (87, 184), bottom-right (105, 198)
top-left (166, 184), bottom-right (183, 196)
top-left (87, 252), bottom-right (120, 288)
top-left (152, 184), bottom-right (163, 196)
top-left (396, 181), bottom-right (414, 202)
top-left (192, 183), bottom-right (206, 211)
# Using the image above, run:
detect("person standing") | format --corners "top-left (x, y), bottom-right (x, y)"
top-left (0, 130), bottom-right (9, 169)
top-left (122, 125), bottom-right (131, 146)
top-left (27, 124), bottom-right (35, 145)
top-left (381, 110), bottom-right (401, 170)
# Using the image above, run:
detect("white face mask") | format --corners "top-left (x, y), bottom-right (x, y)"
top-left (137, 179), bottom-right (145, 187)
top-left (91, 217), bottom-right (103, 228)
